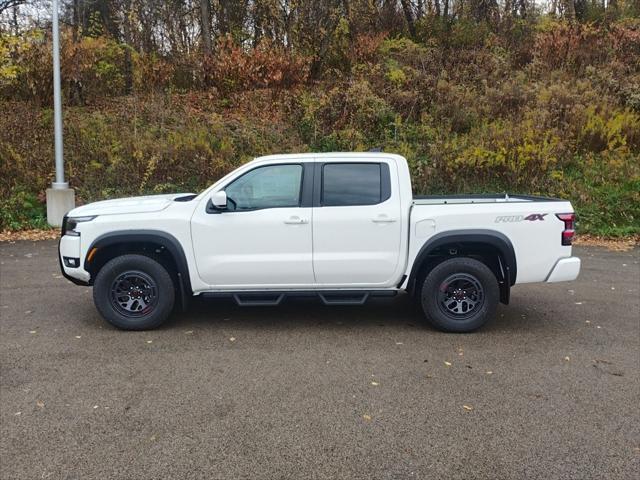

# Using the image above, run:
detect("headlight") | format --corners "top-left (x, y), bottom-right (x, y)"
top-left (64, 216), bottom-right (96, 236)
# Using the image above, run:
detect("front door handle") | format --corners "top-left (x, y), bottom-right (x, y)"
top-left (284, 216), bottom-right (309, 225)
top-left (372, 215), bottom-right (397, 223)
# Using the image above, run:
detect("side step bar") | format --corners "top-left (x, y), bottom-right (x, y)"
top-left (318, 292), bottom-right (369, 305)
top-left (201, 290), bottom-right (397, 307)
top-left (232, 293), bottom-right (285, 307)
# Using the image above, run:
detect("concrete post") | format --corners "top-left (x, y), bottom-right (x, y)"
top-left (46, 188), bottom-right (75, 226)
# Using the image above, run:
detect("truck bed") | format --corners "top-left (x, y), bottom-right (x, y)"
top-left (413, 194), bottom-right (564, 205)
top-left (408, 194), bottom-right (574, 284)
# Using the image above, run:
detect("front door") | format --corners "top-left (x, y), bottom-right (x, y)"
top-left (191, 163), bottom-right (314, 288)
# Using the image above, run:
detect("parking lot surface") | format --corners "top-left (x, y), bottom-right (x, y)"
top-left (1, 241), bottom-right (639, 479)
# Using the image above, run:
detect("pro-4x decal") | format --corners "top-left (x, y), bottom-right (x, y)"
top-left (495, 213), bottom-right (547, 223)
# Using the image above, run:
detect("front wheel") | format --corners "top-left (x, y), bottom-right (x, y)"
top-left (93, 254), bottom-right (175, 330)
top-left (420, 257), bottom-right (499, 333)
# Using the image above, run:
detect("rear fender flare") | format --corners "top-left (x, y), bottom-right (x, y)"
top-left (408, 229), bottom-right (517, 293)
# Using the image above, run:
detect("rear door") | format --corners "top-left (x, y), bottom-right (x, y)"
top-left (312, 159), bottom-right (403, 286)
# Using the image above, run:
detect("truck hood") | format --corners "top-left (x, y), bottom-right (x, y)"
top-left (66, 193), bottom-right (193, 217)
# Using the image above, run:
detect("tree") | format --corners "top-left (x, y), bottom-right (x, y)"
top-left (399, 0), bottom-right (416, 36)
top-left (200, 0), bottom-right (212, 54)
top-left (563, 0), bottom-right (576, 21)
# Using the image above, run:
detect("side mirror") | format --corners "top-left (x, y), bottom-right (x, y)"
top-left (211, 190), bottom-right (227, 209)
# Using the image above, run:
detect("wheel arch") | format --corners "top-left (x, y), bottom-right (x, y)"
top-left (84, 230), bottom-right (192, 308)
top-left (407, 229), bottom-right (517, 304)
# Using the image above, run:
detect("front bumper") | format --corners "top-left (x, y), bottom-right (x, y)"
top-left (546, 257), bottom-right (581, 283)
top-left (58, 234), bottom-right (91, 285)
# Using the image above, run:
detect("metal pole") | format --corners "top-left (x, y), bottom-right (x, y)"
top-left (51, 0), bottom-right (67, 189)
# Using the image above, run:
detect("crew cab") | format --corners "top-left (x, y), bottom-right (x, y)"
top-left (59, 153), bottom-right (581, 332)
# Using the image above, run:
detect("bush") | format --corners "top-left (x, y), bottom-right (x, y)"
top-left (0, 188), bottom-right (47, 230)
top-left (296, 80), bottom-right (395, 150)
top-left (205, 36), bottom-right (310, 92)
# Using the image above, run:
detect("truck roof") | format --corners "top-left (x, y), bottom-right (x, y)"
top-left (254, 152), bottom-right (406, 162)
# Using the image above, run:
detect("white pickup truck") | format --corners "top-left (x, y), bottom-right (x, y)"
top-left (59, 152), bottom-right (580, 332)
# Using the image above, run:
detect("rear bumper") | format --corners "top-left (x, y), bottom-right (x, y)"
top-left (546, 257), bottom-right (581, 283)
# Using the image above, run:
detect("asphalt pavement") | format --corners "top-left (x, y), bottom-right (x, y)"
top-left (1, 241), bottom-right (639, 479)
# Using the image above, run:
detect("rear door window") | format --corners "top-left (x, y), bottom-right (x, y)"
top-left (321, 163), bottom-right (383, 206)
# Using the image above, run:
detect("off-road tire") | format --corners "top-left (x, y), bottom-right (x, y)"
top-left (420, 257), bottom-right (499, 333)
top-left (93, 254), bottom-right (175, 330)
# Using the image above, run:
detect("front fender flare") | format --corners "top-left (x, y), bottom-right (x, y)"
top-left (84, 230), bottom-right (192, 298)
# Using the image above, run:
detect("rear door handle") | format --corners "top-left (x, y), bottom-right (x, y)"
top-left (284, 216), bottom-right (309, 225)
top-left (372, 215), bottom-right (397, 223)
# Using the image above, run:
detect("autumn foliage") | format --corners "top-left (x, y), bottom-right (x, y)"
top-left (1, 13), bottom-right (639, 235)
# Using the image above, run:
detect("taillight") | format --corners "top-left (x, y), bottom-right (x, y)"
top-left (556, 213), bottom-right (576, 246)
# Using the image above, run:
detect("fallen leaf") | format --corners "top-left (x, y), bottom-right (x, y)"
top-left (463, 405), bottom-right (473, 411)
top-left (597, 326), bottom-right (602, 329)
top-left (229, 337), bottom-right (236, 342)
top-left (395, 342), bottom-right (403, 345)
top-left (444, 361), bottom-right (452, 366)
top-left (185, 330), bottom-right (193, 335)
top-left (29, 330), bottom-right (36, 334)
top-left (486, 371), bottom-right (493, 375)
top-left (575, 302), bottom-right (583, 305)
top-left (362, 414), bottom-right (372, 421)
top-left (146, 340), bottom-right (153, 344)
top-left (36, 400), bottom-right (44, 408)
top-left (93, 405), bottom-right (99, 409)
top-left (14, 412), bottom-right (21, 416)
top-left (585, 320), bottom-right (591, 324)
top-left (75, 336), bottom-right (81, 339)
top-left (0, 229), bottom-right (59, 242)
top-left (25, 310), bottom-right (32, 314)
top-left (371, 381), bottom-right (379, 386)
top-left (564, 356), bottom-right (570, 361)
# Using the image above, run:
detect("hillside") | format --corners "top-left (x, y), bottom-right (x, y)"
top-left (1, 4), bottom-right (639, 234)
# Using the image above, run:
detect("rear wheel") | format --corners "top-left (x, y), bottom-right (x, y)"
top-left (93, 254), bottom-right (175, 330)
top-left (420, 257), bottom-right (499, 332)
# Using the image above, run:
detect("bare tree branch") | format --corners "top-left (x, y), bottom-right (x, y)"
top-left (0, 0), bottom-right (26, 16)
